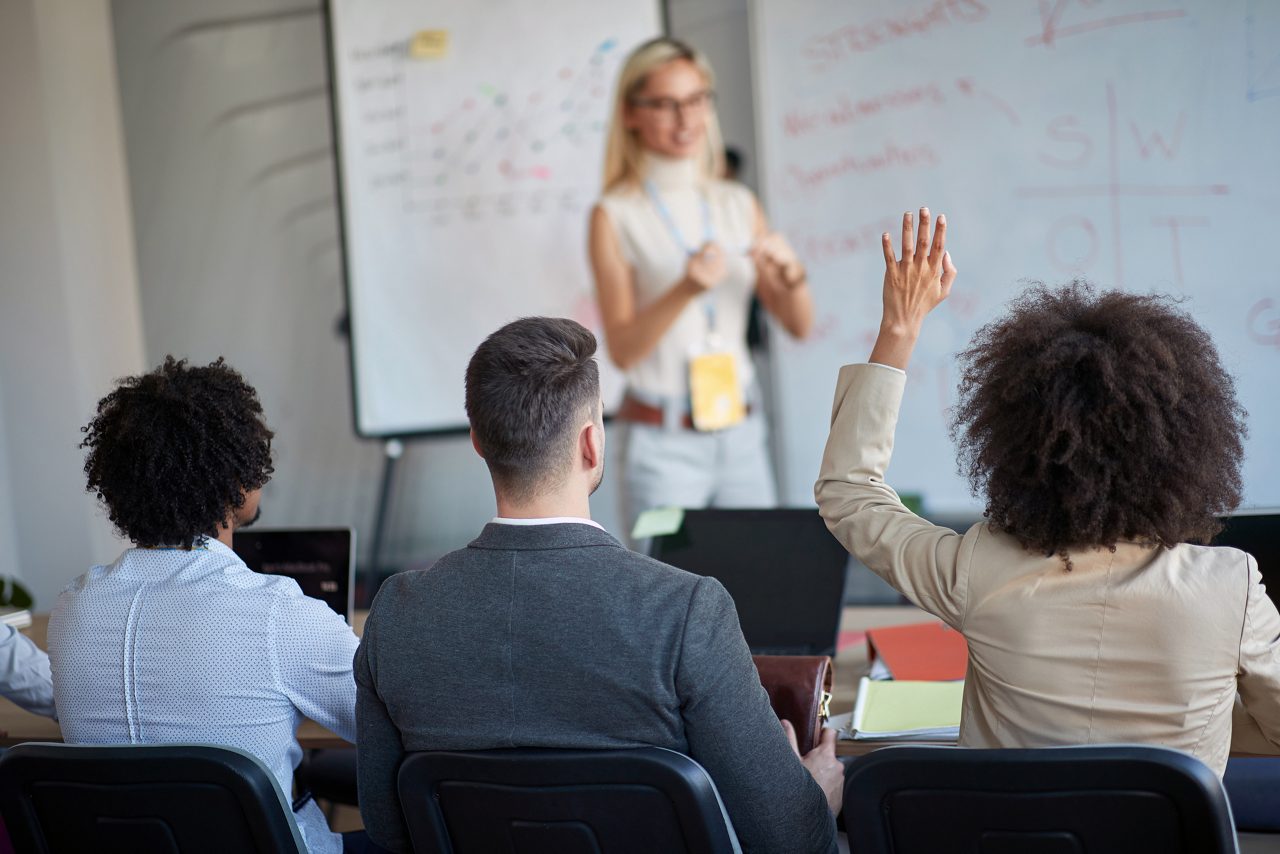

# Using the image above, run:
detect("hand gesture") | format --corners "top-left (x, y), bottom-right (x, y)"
top-left (684, 242), bottom-right (728, 292)
top-left (783, 719), bottom-right (844, 815)
top-left (751, 232), bottom-right (805, 290)
top-left (880, 207), bottom-right (956, 333)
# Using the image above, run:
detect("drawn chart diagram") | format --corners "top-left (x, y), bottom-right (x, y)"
top-left (1016, 81), bottom-right (1229, 290)
top-left (345, 37), bottom-right (623, 224)
top-left (329, 0), bottom-right (660, 436)
top-left (754, 0), bottom-right (1280, 511)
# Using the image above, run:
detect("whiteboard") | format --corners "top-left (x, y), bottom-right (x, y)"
top-left (328, 0), bottom-right (660, 436)
top-left (752, 0), bottom-right (1280, 512)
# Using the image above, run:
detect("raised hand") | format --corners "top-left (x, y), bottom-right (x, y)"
top-left (881, 207), bottom-right (956, 331)
top-left (870, 207), bottom-right (957, 369)
top-left (683, 242), bottom-right (729, 292)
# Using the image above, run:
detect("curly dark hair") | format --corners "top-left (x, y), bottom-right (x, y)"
top-left (950, 281), bottom-right (1246, 560)
top-left (80, 357), bottom-right (275, 548)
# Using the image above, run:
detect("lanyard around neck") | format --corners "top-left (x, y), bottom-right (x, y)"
top-left (644, 180), bottom-right (714, 256)
top-left (645, 180), bottom-right (719, 334)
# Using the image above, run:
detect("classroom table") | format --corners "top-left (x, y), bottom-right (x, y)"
top-left (5, 607), bottom-right (1270, 759)
top-left (0, 607), bottom-right (929, 752)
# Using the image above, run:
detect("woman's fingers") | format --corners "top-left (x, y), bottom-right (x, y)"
top-left (881, 231), bottom-right (897, 267)
top-left (929, 214), bottom-right (947, 265)
top-left (942, 250), bottom-right (957, 288)
top-left (915, 207), bottom-right (931, 263)
top-left (900, 211), bottom-right (914, 260)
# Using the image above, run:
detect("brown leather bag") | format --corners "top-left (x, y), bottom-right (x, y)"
top-left (752, 655), bottom-right (834, 754)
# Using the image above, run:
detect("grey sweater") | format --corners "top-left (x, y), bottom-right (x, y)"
top-left (354, 522), bottom-right (836, 853)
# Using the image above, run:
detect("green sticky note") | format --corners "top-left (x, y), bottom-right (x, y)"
top-left (631, 506), bottom-right (685, 541)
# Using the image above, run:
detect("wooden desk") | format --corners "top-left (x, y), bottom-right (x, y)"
top-left (827, 606), bottom-right (955, 757)
top-left (9, 607), bottom-right (1272, 760)
top-left (0, 606), bottom-right (926, 750)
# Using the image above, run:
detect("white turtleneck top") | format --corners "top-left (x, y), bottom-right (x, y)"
top-left (597, 155), bottom-right (758, 403)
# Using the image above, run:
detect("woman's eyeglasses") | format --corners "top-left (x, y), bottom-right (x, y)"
top-left (630, 90), bottom-right (715, 120)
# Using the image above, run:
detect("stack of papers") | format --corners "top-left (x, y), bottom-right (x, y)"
top-left (846, 676), bottom-right (963, 741)
top-left (0, 608), bottom-right (31, 629)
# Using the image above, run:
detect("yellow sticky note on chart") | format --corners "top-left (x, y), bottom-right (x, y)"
top-left (409, 30), bottom-right (449, 59)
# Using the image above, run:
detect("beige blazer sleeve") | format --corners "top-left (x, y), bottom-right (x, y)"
top-left (814, 363), bottom-right (969, 628)
top-left (1232, 554), bottom-right (1280, 754)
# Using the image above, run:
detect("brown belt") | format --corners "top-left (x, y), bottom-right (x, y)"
top-left (616, 395), bottom-right (751, 431)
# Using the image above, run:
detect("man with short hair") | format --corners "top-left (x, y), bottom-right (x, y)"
top-left (355, 317), bottom-right (841, 853)
top-left (48, 357), bottom-right (362, 854)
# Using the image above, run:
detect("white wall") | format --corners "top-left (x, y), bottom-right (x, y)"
top-left (668, 0), bottom-right (759, 190)
top-left (0, 395), bottom-right (21, 586)
top-left (0, 0), bottom-right (146, 609)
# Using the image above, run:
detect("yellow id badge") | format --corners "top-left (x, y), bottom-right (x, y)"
top-left (688, 351), bottom-right (745, 432)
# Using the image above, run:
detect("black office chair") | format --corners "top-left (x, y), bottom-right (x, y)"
top-left (843, 744), bottom-right (1238, 854)
top-left (298, 747), bottom-right (359, 817)
top-left (1223, 757), bottom-right (1280, 832)
top-left (0, 742), bottom-right (306, 854)
top-left (397, 747), bottom-right (742, 854)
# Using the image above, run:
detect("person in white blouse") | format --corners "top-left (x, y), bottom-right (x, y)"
top-left (48, 357), bottom-right (373, 854)
top-left (589, 38), bottom-right (813, 530)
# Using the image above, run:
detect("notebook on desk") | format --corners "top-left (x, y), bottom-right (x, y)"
top-left (649, 509), bottom-right (849, 656)
top-left (232, 528), bottom-right (356, 623)
top-left (1212, 511), bottom-right (1280, 611)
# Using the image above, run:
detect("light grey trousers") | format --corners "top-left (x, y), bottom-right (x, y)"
top-left (622, 410), bottom-right (778, 537)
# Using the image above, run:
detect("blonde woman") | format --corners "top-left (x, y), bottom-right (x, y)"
top-left (589, 38), bottom-right (813, 528)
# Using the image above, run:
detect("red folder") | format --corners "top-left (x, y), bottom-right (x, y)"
top-left (866, 621), bottom-right (968, 681)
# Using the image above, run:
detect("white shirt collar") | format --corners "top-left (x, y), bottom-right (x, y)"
top-left (490, 516), bottom-right (605, 531)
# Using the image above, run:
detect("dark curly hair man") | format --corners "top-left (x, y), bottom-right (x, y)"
top-left (79, 356), bottom-right (274, 548)
top-left (50, 357), bottom-right (369, 854)
top-left (817, 208), bottom-right (1280, 776)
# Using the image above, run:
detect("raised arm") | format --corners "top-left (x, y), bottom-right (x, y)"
top-left (815, 209), bottom-right (971, 625)
top-left (750, 200), bottom-right (814, 339)
top-left (588, 204), bottom-right (725, 370)
top-left (868, 207), bottom-right (956, 370)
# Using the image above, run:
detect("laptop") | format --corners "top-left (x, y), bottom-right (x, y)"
top-left (232, 528), bottom-right (356, 624)
top-left (1212, 511), bottom-right (1280, 611)
top-left (649, 509), bottom-right (850, 656)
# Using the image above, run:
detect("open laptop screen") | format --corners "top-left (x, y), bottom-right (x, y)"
top-left (232, 528), bottom-right (355, 623)
top-left (1212, 512), bottom-right (1280, 611)
top-left (649, 509), bottom-right (849, 656)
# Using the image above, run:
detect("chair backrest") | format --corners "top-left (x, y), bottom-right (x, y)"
top-left (0, 742), bottom-right (306, 854)
top-left (844, 744), bottom-right (1238, 854)
top-left (397, 747), bottom-right (742, 854)
top-left (1222, 757), bottom-right (1280, 832)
